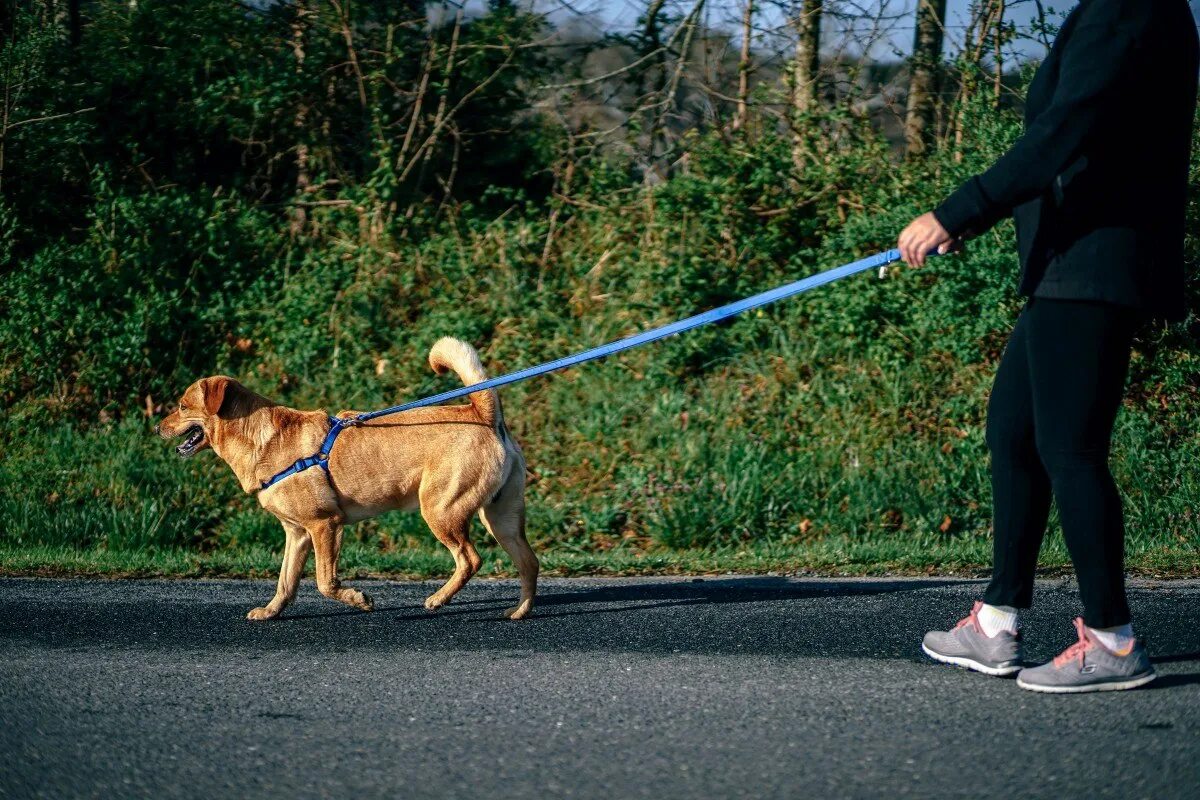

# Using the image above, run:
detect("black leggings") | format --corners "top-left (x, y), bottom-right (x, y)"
top-left (983, 297), bottom-right (1140, 628)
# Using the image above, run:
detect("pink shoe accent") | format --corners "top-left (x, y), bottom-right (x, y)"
top-left (1052, 617), bottom-right (1098, 669)
top-left (952, 601), bottom-right (986, 635)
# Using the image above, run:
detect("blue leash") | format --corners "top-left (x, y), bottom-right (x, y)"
top-left (260, 247), bottom-right (907, 491)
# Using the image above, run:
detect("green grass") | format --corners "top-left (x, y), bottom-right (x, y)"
top-left (3, 534), bottom-right (1197, 580)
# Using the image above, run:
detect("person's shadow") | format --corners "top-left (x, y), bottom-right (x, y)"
top-left (461, 576), bottom-right (972, 618)
top-left (268, 577), bottom-right (1200, 684)
top-left (1146, 651), bottom-right (1200, 689)
top-left (257, 576), bottom-right (1200, 677)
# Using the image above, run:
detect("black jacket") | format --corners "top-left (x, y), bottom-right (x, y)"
top-left (934, 0), bottom-right (1199, 320)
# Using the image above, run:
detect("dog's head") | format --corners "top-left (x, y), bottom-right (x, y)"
top-left (156, 376), bottom-right (241, 458)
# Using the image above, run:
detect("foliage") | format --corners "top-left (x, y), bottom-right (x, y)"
top-left (1, 2), bottom-right (1198, 573)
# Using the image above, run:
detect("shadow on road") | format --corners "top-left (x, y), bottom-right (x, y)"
top-left (275, 576), bottom-right (971, 622)
top-left (1148, 673), bottom-right (1200, 689)
top-left (2, 577), bottom-right (1199, 669)
top-left (520, 577), bottom-right (970, 619)
top-left (1150, 650), bottom-right (1200, 664)
top-left (1148, 650), bottom-right (1200, 687)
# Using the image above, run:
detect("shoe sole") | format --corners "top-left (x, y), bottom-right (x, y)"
top-left (1016, 672), bottom-right (1157, 694)
top-left (921, 643), bottom-right (1022, 677)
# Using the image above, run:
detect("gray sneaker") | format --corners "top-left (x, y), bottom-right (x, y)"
top-left (922, 601), bottom-right (1023, 676)
top-left (1016, 618), bottom-right (1156, 694)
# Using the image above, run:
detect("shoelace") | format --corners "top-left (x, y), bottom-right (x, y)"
top-left (1052, 617), bottom-right (1095, 669)
top-left (952, 601), bottom-right (985, 634)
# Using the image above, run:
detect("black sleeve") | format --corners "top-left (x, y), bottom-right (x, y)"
top-left (933, 0), bottom-right (1149, 238)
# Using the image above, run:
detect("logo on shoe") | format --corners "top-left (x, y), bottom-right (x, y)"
top-left (1081, 664), bottom-right (1097, 674)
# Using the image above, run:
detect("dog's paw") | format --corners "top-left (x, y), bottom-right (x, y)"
top-left (246, 606), bottom-right (280, 621)
top-left (504, 602), bottom-right (533, 621)
top-left (423, 594), bottom-right (447, 612)
top-left (353, 592), bottom-right (374, 612)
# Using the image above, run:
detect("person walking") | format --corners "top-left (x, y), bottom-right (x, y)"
top-left (897, 0), bottom-right (1199, 692)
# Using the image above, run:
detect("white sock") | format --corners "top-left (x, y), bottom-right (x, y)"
top-left (977, 603), bottom-right (1019, 637)
top-left (1088, 623), bottom-right (1136, 654)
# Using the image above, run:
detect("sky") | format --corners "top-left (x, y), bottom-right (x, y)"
top-left (545, 0), bottom-right (1200, 65)
top-left (542, 0), bottom-right (1049, 63)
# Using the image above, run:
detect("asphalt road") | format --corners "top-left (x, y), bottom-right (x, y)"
top-left (1, 575), bottom-right (1198, 800)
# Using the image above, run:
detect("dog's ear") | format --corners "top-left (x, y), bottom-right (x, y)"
top-left (200, 376), bottom-right (232, 417)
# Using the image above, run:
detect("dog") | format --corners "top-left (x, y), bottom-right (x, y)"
top-left (156, 338), bottom-right (537, 621)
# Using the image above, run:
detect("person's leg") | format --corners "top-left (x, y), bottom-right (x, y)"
top-left (1009, 299), bottom-right (1156, 693)
top-left (921, 308), bottom-right (1044, 675)
top-left (982, 307), bottom-right (1053, 613)
top-left (1024, 298), bottom-right (1138, 628)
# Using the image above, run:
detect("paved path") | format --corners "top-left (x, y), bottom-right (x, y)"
top-left (1, 576), bottom-right (1198, 799)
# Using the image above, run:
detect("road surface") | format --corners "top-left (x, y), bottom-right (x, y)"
top-left (2, 576), bottom-right (1198, 799)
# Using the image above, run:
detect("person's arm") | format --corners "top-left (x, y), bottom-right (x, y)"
top-left (932, 0), bottom-right (1146, 239)
top-left (899, 0), bottom-right (1151, 266)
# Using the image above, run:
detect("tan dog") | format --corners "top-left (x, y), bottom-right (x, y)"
top-left (157, 338), bottom-right (537, 621)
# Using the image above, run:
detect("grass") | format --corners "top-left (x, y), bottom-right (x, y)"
top-left (4, 369), bottom-right (1197, 583)
top-left (3, 534), bottom-right (1198, 581)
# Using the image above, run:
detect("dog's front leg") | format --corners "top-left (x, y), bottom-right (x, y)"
top-left (310, 518), bottom-right (374, 612)
top-left (248, 521), bottom-right (313, 621)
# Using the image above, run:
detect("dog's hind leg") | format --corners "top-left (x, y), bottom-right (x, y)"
top-left (478, 471), bottom-right (538, 620)
top-left (309, 517), bottom-right (374, 612)
top-left (420, 510), bottom-right (481, 612)
top-left (247, 521), bottom-right (313, 621)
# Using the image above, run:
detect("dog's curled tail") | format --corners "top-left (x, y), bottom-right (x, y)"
top-left (428, 337), bottom-right (501, 430)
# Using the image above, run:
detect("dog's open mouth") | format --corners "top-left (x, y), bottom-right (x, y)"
top-left (175, 424), bottom-right (206, 458)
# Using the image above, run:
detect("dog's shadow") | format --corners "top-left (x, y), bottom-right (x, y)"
top-left (478, 577), bottom-right (967, 619)
top-left (279, 576), bottom-right (969, 622)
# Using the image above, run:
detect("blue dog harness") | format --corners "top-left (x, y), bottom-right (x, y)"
top-left (258, 247), bottom-right (917, 492)
top-left (260, 415), bottom-right (358, 491)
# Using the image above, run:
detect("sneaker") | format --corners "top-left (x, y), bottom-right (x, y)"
top-left (922, 601), bottom-right (1023, 676)
top-left (1016, 618), bottom-right (1156, 694)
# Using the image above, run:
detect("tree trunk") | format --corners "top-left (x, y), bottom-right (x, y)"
top-left (953, 0), bottom-right (1003, 160)
top-left (643, 0), bottom-right (672, 98)
top-left (904, 0), bottom-right (947, 159)
top-left (68, 0), bottom-right (82, 47)
top-left (639, 0), bottom-right (669, 161)
top-left (993, 0), bottom-right (1006, 108)
top-left (289, 1), bottom-right (312, 236)
top-left (791, 0), bottom-right (822, 116)
top-left (733, 0), bottom-right (753, 132)
top-left (789, 0), bottom-right (822, 168)
top-left (649, 0), bottom-right (703, 171)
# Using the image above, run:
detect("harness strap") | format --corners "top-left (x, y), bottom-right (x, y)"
top-left (260, 415), bottom-right (356, 491)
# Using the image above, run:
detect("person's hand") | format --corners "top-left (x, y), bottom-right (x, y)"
top-left (897, 212), bottom-right (958, 267)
